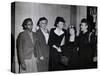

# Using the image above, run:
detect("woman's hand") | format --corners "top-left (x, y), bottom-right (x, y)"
top-left (40, 56), bottom-right (44, 60)
top-left (36, 56), bottom-right (44, 63)
top-left (53, 45), bottom-right (62, 52)
top-left (53, 45), bottom-right (58, 49)
top-left (57, 47), bottom-right (62, 52)
top-left (21, 63), bottom-right (26, 70)
top-left (93, 56), bottom-right (97, 62)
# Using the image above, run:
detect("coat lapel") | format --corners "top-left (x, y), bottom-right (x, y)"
top-left (38, 28), bottom-right (46, 44)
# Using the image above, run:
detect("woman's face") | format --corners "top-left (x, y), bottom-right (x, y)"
top-left (80, 23), bottom-right (87, 32)
top-left (69, 28), bottom-right (75, 35)
top-left (57, 21), bottom-right (64, 29)
top-left (26, 21), bottom-right (33, 31)
top-left (39, 20), bottom-right (48, 29)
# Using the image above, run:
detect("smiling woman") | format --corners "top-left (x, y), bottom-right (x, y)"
top-left (16, 18), bottom-right (38, 73)
top-left (48, 16), bottom-right (67, 71)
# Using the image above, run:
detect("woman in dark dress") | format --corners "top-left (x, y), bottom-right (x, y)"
top-left (48, 17), bottom-right (67, 71)
top-left (78, 18), bottom-right (95, 69)
top-left (62, 25), bottom-right (79, 70)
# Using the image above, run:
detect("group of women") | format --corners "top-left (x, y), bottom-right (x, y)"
top-left (16, 16), bottom-right (97, 73)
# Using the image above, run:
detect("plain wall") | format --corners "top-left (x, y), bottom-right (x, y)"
top-left (76, 6), bottom-right (87, 35)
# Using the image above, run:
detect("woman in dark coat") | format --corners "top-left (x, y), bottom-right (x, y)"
top-left (78, 18), bottom-right (96, 69)
top-left (62, 25), bottom-right (79, 70)
top-left (48, 17), bottom-right (67, 71)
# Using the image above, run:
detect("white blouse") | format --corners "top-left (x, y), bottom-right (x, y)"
top-left (41, 28), bottom-right (49, 44)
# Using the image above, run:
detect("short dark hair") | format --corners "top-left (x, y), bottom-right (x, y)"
top-left (54, 16), bottom-right (65, 27)
top-left (80, 18), bottom-right (90, 33)
top-left (81, 18), bottom-right (88, 26)
top-left (22, 18), bottom-right (33, 30)
top-left (37, 17), bottom-right (48, 27)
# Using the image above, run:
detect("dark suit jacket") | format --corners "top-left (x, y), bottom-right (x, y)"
top-left (16, 30), bottom-right (37, 65)
top-left (36, 28), bottom-right (50, 71)
top-left (36, 28), bottom-right (49, 58)
top-left (36, 29), bottom-right (49, 72)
